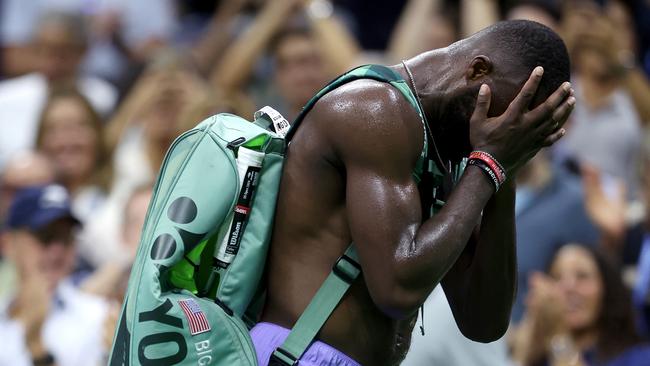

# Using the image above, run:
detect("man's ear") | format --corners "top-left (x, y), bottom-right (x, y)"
top-left (466, 55), bottom-right (492, 81)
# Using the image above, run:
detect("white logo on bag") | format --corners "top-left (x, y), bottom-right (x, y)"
top-left (195, 340), bottom-right (213, 365)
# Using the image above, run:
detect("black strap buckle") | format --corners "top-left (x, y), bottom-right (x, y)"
top-left (226, 136), bottom-right (246, 150)
top-left (332, 254), bottom-right (361, 284)
top-left (269, 347), bottom-right (299, 366)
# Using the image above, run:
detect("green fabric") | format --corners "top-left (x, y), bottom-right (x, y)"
top-left (272, 246), bottom-right (360, 364)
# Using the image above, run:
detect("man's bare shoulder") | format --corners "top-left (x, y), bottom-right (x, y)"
top-left (304, 79), bottom-right (425, 168)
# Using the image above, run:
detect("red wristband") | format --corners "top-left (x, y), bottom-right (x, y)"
top-left (468, 151), bottom-right (507, 184)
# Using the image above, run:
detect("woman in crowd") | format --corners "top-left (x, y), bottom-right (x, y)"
top-left (554, 0), bottom-right (645, 198)
top-left (79, 185), bottom-right (153, 359)
top-left (35, 88), bottom-right (111, 224)
top-left (512, 243), bottom-right (650, 366)
top-left (105, 51), bottom-right (214, 201)
top-left (80, 50), bottom-right (230, 268)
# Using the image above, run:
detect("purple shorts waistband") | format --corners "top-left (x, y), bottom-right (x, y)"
top-left (250, 322), bottom-right (361, 366)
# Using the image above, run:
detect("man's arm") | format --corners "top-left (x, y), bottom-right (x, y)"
top-left (460, 0), bottom-right (500, 37)
top-left (386, 0), bottom-right (440, 62)
top-left (210, 0), bottom-right (299, 92)
top-left (319, 69), bottom-right (573, 340)
top-left (441, 181), bottom-right (516, 342)
top-left (190, 0), bottom-right (248, 77)
top-left (306, 2), bottom-right (361, 75)
top-left (441, 74), bottom-right (575, 341)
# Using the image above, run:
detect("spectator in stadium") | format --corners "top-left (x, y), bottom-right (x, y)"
top-left (0, 152), bottom-right (54, 226)
top-left (507, 0), bottom-right (561, 30)
top-left (0, 11), bottom-right (118, 170)
top-left (80, 0), bottom-right (178, 90)
top-left (81, 185), bottom-right (153, 355)
top-left (512, 243), bottom-right (650, 366)
top-left (579, 154), bottom-right (650, 336)
top-left (385, 0), bottom-right (459, 63)
top-left (0, 152), bottom-right (55, 300)
top-left (562, 0), bottom-right (650, 125)
top-left (34, 88), bottom-right (112, 225)
top-left (211, 0), bottom-right (359, 120)
top-left (554, 0), bottom-right (645, 197)
top-left (511, 152), bottom-right (599, 322)
top-left (106, 51), bottom-right (211, 202)
top-left (82, 184), bottom-right (153, 303)
top-left (0, 185), bottom-right (108, 366)
top-left (80, 52), bottom-right (212, 268)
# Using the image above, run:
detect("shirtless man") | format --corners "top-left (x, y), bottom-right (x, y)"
top-left (254, 20), bottom-right (574, 366)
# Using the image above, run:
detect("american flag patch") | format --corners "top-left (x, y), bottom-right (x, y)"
top-left (178, 298), bottom-right (211, 335)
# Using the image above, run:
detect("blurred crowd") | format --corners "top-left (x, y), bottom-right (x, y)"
top-left (0, 0), bottom-right (649, 365)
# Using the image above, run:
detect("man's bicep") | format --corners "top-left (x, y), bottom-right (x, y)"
top-left (314, 80), bottom-right (426, 295)
top-left (337, 96), bottom-right (424, 261)
top-left (344, 149), bottom-right (423, 308)
top-left (345, 162), bottom-right (422, 247)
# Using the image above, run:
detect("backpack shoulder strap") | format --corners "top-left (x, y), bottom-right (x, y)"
top-left (270, 245), bottom-right (360, 365)
top-left (287, 64), bottom-right (427, 152)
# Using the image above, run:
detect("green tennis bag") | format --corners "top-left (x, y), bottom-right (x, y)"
top-left (109, 64), bottom-right (461, 366)
top-left (109, 106), bottom-right (288, 365)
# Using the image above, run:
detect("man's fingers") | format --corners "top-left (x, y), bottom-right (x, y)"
top-left (507, 66), bottom-right (544, 115)
top-left (530, 82), bottom-right (572, 124)
top-left (470, 84), bottom-right (491, 122)
top-left (542, 128), bottom-right (566, 147)
top-left (551, 96), bottom-right (576, 128)
top-left (536, 96), bottom-right (576, 134)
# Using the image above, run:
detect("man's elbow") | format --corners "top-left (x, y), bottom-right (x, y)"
top-left (371, 285), bottom-right (427, 320)
top-left (456, 317), bottom-right (509, 343)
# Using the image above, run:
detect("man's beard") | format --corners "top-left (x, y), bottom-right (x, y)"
top-left (430, 86), bottom-right (480, 164)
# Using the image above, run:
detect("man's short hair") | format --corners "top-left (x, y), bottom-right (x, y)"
top-left (480, 20), bottom-right (570, 106)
